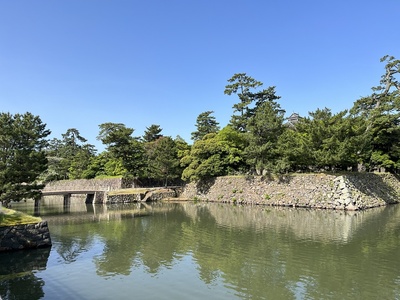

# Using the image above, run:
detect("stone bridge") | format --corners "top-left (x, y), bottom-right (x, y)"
top-left (39, 178), bottom-right (135, 210)
top-left (41, 190), bottom-right (107, 205)
top-left (41, 178), bottom-right (183, 207)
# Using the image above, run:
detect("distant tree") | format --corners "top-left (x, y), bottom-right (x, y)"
top-left (277, 108), bottom-right (359, 172)
top-left (143, 124), bottom-right (163, 142)
top-left (174, 135), bottom-right (191, 158)
top-left (244, 98), bottom-right (285, 174)
top-left (97, 122), bottom-right (145, 178)
top-left (250, 86), bottom-right (282, 113)
top-left (61, 128), bottom-right (88, 154)
top-left (145, 136), bottom-right (181, 186)
top-left (191, 111), bottom-right (220, 141)
top-left (83, 152), bottom-right (126, 179)
top-left (0, 112), bottom-right (50, 207)
top-left (42, 128), bottom-right (96, 181)
top-left (276, 128), bottom-right (308, 172)
top-left (224, 73), bottom-right (262, 132)
top-left (68, 144), bottom-right (97, 179)
top-left (306, 108), bottom-right (358, 170)
top-left (181, 126), bottom-right (247, 181)
top-left (350, 55), bottom-right (400, 172)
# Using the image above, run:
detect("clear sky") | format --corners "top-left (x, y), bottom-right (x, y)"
top-left (1, 0), bottom-right (399, 151)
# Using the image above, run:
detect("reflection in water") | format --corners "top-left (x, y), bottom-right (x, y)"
top-left (182, 202), bottom-right (390, 243)
top-left (5, 201), bottom-right (400, 299)
top-left (0, 248), bottom-right (50, 300)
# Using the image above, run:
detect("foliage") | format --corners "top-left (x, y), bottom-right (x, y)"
top-left (175, 135), bottom-right (191, 159)
top-left (144, 136), bottom-right (182, 186)
top-left (191, 111), bottom-right (220, 141)
top-left (97, 122), bottom-right (145, 178)
top-left (42, 128), bottom-right (96, 181)
top-left (143, 124), bottom-right (163, 142)
top-left (0, 112), bottom-right (50, 207)
top-left (350, 55), bottom-right (400, 172)
top-left (224, 73), bottom-right (263, 132)
top-left (181, 126), bottom-right (247, 181)
top-left (2, 55), bottom-right (398, 193)
top-left (276, 108), bottom-right (360, 172)
top-left (244, 89), bottom-right (285, 174)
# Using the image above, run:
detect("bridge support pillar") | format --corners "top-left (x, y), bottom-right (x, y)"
top-left (63, 194), bottom-right (71, 206)
top-left (63, 194), bottom-right (71, 212)
top-left (94, 191), bottom-right (106, 204)
top-left (85, 193), bottom-right (95, 204)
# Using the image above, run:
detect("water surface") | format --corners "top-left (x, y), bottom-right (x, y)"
top-left (2, 199), bottom-right (400, 299)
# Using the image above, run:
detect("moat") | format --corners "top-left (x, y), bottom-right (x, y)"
top-left (2, 200), bottom-right (400, 299)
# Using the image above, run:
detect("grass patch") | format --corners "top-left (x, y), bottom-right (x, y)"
top-left (0, 208), bottom-right (42, 226)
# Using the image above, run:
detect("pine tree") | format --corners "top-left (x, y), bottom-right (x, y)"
top-left (0, 112), bottom-right (50, 207)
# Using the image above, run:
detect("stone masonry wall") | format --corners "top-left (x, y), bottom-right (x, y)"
top-left (180, 173), bottom-right (400, 210)
top-left (107, 189), bottom-right (178, 204)
top-left (0, 221), bottom-right (52, 252)
top-left (43, 178), bottom-right (135, 192)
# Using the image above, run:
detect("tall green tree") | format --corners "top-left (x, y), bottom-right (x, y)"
top-left (143, 124), bottom-right (163, 142)
top-left (68, 144), bottom-right (97, 179)
top-left (350, 55), bottom-right (400, 172)
top-left (43, 128), bottom-right (96, 181)
top-left (83, 152), bottom-right (125, 179)
top-left (245, 98), bottom-right (285, 174)
top-left (97, 122), bottom-right (145, 178)
top-left (191, 111), bottom-right (220, 141)
top-left (276, 127), bottom-right (309, 172)
top-left (174, 135), bottom-right (191, 159)
top-left (307, 109), bottom-right (358, 170)
top-left (0, 112), bottom-right (50, 207)
top-left (277, 108), bottom-right (359, 172)
top-left (145, 136), bottom-right (182, 186)
top-left (181, 126), bottom-right (247, 181)
top-left (224, 73), bottom-right (262, 132)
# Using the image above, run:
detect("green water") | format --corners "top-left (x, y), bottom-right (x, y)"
top-left (1, 200), bottom-right (400, 299)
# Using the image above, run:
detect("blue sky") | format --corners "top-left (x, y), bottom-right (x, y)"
top-left (1, 0), bottom-right (399, 151)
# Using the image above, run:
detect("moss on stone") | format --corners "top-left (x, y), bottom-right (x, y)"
top-left (0, 208), bottom-right (42, 226)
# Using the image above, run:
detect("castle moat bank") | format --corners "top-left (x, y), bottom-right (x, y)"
top-left (42, 173), bottom-right (400, 210)
top-left (180, 173), bottom-right (400, 210)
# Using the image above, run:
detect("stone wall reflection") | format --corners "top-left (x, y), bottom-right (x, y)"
top-left (180, 202), bottom-right (393, 243)
top-left (0, 247), bottom-right (50, 300)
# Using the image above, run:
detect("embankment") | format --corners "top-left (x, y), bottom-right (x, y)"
top-left (0, 221), bottom-right (52, 252)
top-left (180, 173), bottom-right (400, 210)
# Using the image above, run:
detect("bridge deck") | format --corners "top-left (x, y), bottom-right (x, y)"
top-left (42, 190), bottom-right (105, 196)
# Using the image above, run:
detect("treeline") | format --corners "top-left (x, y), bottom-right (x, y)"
top-left (1, 55), bottom-right (399, 205)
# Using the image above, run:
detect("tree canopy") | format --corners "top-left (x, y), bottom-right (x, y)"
top-left (97, 122), bottom-right (145, 179)
top-left (1, 55), bottom-right (398, 198)
top-left (191, 111), bottom-right (220, 141)
top-left (0, 112), bottom-right (50, 207)
top-left (143, 124), bottom-right (163, 143)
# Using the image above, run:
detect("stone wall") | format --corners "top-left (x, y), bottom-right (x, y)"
top-left (107, 188), bottom-right (178, 204)
top-left (0, 221), bottom-right (52, 252)
top-left (43, 178), bottom-right (135, 192)
top-left (180, 173), bottom-right (400, 210)
top-left (107, 193), bottom-right (142, 203)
